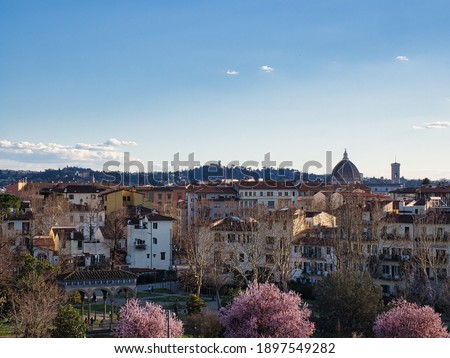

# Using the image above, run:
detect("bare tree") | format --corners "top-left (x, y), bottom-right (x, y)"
top-left (182, 226), bottom-right (216, 296)
top-left (103, 208), bottom-right (128, 269)
top-left (9, 270), bottom-right (65, 337)
top-left (405, 210), bottom-right (450, 314)
top-left (31, 194), bottom-right (71, 235)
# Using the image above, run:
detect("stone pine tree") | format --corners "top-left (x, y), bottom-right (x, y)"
top-left (51, 304), bottom-right (85, 338)
top-left (115, 299), bottom-right (183, 338)
top-left (219, 282), bottom-right (315, 338)
top-left (373, 299), bottom-right (450, 338)
top-left (313, 269), bottom-right (383, 337)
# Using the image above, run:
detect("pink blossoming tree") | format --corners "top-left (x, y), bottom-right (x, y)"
top-left (373, 299), bottom-right (450, 338)
top-left (219, 282), bottom-right (315, 338)
top-left (115, 299), bottom-right (183, 338)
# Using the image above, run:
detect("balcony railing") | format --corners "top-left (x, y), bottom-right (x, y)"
top-left (135, 243), bottom-right (147, 250)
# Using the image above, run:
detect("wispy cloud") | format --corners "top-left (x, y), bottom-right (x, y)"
top-left (395, 55), bottom-right (409, 62)
top-left (226, 70), bottom-right (239, 75)
top-left (413, 121), bottom-right (450, 130)
top-left (0, 138), bottom-right (137, 167)
top-left (260, 65), bottom-right (274, 73)
top-left (104, 138), bottom-right (137, 146)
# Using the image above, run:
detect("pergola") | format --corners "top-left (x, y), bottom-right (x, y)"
top-left (57, 269), bottom-right (138, 327)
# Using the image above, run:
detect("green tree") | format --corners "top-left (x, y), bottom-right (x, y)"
top-left (186, 294), bottom-right (206, 315)
top-left (0, 194), bottom-right (21, 218)
top-left (51, 304), bottom-right (85, 338)
top-left (313, 269), bottom-right (383, 337)
top-left (184, 310), bottom-right (223, 337)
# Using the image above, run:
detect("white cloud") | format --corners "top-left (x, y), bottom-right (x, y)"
top-left (104, 138), bottom-right (137, 146)
top-left (260, 65), bottom-right (274, 73)
top-left (413, 121), bottom-right (450, 130)
top-left (395, 55), bottom-right (409, 61)
top-left (226, 70), bottom-right (239, 75)
top-left (0, 138), bottom-right (137, 169)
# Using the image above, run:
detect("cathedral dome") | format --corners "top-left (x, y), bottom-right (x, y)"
top-left (331, 149), bottom-right (362, 185)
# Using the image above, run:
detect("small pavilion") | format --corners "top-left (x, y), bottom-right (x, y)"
top-left (57, 269), bottom-right (138, 327)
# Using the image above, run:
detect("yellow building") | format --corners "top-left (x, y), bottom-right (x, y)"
top-left (100, 188), bottom-right (145, 214)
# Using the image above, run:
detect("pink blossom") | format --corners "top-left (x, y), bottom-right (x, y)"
top-left (374, 299), bottom-right (450, 338)
top-left (115, 299), bottom-right (183, 338)
top-left (219, 282), bottom-right (315, 338)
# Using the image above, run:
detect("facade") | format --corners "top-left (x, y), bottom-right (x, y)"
top-left (100, 188), bottom-right (145, 214)
top-left (137, 186), bottom-right (186, 213)
top-left (375, 210), bottom-right (450, 297)
top-left (233, 180), bottom-right (299, 209)
top-left (185, 184), bottom-right (238, 229)
top-left (41, 183), bottom-right (106, 207)
top-left (126, 212), bottom-right (174, 271)
top-left (291, 227), bottom-right (337, 282)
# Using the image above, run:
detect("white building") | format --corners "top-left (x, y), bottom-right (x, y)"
top-left (126, 212), bottom-right (174, 270)
top-left (233, 180), bottom-right (299, 209)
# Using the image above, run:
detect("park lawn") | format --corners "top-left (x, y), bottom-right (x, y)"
top-left (0, 321), bottom-right (14, 337)
top-left (146, 295), bottom-right (189, 303)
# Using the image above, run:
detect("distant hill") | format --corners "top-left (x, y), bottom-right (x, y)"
top-left (0, 165), bottom-right (441, 188)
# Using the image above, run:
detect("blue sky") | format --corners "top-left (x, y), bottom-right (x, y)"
top-left (1, 0), bottom-right (449, 179)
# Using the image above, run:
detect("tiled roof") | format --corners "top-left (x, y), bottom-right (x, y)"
top-left (33, 236), bottom-right (55, 249)
top-left (58, 269), bottom-right (138, 282)
top-left (210, 216), bottom-right (258, 231)
top-left (234, 180), bottom-right (297, 190)
top-left (187, 185), bottom-right (237, 195)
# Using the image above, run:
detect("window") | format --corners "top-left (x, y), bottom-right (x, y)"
top-left (153, 237), bottom-right (157, 244)
top-left (239, 253), bottom-right (245, 262)
top-left (147, 254), bottom-right (150, 259)
top-left (69, 194), bottom-right (74, 199)
top-left (167, 193), bottom-right (172, 200)
top-left (153, 222), bottom-right (158, 229)
top-left (268, 201), bottom-right (275, 209)
top-left (160, 252), bottom-right (166, 260)
top-left (136, 239), bottom-right (145, 245)
top-left (404, 226), bottom-right (410, 238)
top-left (22, 222), bottom-right (29, 234)
top-left (260, 191), bottom-right (263, 196)
top-left (77, 240), bottom-right (83, 250)
top-left (7, 222), bottom-right (14, 231)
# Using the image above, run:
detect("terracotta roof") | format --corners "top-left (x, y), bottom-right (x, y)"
top-left (58, 269), bottom-right (138, 282)
top-left (234, 180), bottom-right (297, 190)
top-left (33, 236), bottom-right (55, 249)
top-left (210, 216), bottom-right (258, 231)
top-left (187, 185), bottom-right (237, 195)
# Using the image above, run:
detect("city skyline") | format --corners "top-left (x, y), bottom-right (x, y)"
top-left (1, 1), bottom-right (449, 179)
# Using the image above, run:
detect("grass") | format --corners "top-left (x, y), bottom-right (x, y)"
top-left (146, 295), bottom-right (189, 303)
top-left (0, 321), bottom-right (14, 337)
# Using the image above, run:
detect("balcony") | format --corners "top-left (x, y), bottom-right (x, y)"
top-left (134, 243), bottom-right (147, 250)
